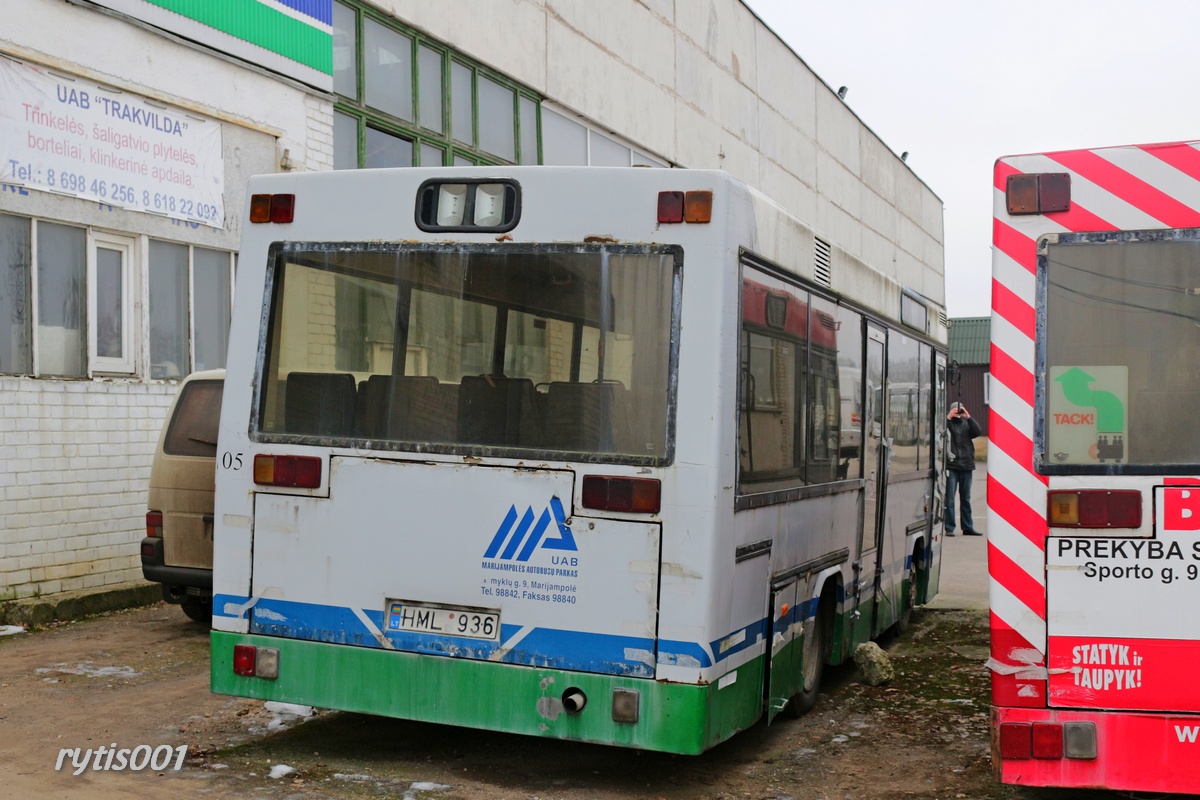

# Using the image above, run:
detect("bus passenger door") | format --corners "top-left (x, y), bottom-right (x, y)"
top-left (927, 353), bottom-right (947, 598)
top-left (856, 326), bottom-right (887, 640)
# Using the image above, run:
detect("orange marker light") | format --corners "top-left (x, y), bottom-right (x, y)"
top-left (684, 190), bottom-right (713, 223)
top-left (249, 194), bottom-right (272, 223)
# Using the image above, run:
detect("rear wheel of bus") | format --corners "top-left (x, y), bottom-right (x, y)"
top-left (894, 542), bottom-right (924, 636)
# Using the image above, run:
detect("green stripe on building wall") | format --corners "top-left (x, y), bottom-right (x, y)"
top-left (143, 0), bottom-right (332, 74)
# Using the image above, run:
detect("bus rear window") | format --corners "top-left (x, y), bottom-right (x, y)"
top-left (1042, 232), bottom-right (1200, 470)
top-left (255, 244), bottom-right (678, 464)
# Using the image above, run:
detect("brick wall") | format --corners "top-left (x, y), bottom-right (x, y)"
top-left (0, 378), bottom-right (176, 601)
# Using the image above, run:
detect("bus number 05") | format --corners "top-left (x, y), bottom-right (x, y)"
top-left (222, 452), bottom-right (244, 470)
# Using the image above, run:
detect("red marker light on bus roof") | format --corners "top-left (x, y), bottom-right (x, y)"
top-left (658, 191), bottom-right (711, 223)
top-left (249, 193), bottom-right (295, 224)
top-left (657, 191), bottom-right (684, 223)
top-left (1005, 173), bottom-right (1070, 215)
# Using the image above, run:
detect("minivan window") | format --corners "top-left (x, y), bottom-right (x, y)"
top-left (164, 380), bottom-right (223, 457)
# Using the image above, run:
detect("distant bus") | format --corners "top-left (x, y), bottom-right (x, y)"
top-left (989, 140), bottom-right (1200, 793)
top-left (210, 166), bottom-right (946, 754)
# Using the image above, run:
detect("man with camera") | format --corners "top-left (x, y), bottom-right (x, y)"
top-left (945, 401), bottom-right (983, 536)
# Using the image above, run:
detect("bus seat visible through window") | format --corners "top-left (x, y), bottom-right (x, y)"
top-left (284, 372), bottom-right (357, 436)
top-left (358, 375), bottom-right (453, 442)
top-left (543, 381), bottom-right (632, 453)
top-left (458, 375), bottom-right (543, 447)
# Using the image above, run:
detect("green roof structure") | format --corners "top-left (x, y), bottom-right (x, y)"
top-left (948, 317), bottom-right (990, 366)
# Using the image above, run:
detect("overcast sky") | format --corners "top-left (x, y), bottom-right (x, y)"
top-left (742, 1), bottom-right (1199, 318)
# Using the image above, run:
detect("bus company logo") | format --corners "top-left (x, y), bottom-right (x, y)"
top-left (483, 496), bottom-right (578, 563)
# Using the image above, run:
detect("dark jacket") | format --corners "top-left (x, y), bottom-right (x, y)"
top-left (947, 415), bottom-right (982, 471)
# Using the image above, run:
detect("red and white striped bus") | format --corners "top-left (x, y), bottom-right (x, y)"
top-left (989, 140), bottom-right (1200, 792)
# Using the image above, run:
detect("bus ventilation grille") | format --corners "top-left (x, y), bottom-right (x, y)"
top-left (814, 237), bottom-right (832, 287)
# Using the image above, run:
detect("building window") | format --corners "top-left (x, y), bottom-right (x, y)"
top-left (36, 221), bottom-right (86, 377)
top-left (0, 212), bottom-right (233, 380)
top-left (540, 106), bottom-right (668, 168)
top-left (332, 1), bottom-right (541, 168)
top-left (0, 214), bottom-right (32, 374)
top-left (148, 240), bottom-right (235, 379)
top-left (90, 233), bottom-right (136, 374)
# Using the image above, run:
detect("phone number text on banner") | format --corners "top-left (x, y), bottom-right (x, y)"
top-left (0, 58), bottom-right (224, 228)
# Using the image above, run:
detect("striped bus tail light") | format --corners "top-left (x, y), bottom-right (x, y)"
top-left (1047, 490), bottom-right (1141, 528)
top-left (253, 454), bottom-right (322, 489)
top-left (581, 476), bottom-right (660, 513)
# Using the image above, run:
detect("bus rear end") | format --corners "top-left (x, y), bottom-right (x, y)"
top-left (210, 168), bottom-right (744, 753)
top-left (989, 140), bottom-right (1200, 792)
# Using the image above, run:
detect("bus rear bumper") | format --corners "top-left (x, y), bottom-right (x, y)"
top-left (992, 706), bottom-right (1200, 793)
top-left (211, 630), bottom-right (762, 754)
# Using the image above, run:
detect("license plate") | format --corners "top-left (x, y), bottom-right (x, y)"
top-left (385, 600), bottom-right (500, 641)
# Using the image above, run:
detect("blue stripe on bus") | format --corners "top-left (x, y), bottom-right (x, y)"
top-left (237, 596), bottom-right (657, 677)
top-left (216, 593), bottom-right (806, 675)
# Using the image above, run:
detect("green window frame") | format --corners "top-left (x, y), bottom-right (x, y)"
top-left (333, 1), bottom-right (542, 168)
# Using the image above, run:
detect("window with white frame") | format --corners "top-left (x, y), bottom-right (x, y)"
top-left (91, 232), bottom-right (135, 374)
top-left (540, 106), bottom-right (668, 168)
top-left (0, 211), bottom-right (234, 379)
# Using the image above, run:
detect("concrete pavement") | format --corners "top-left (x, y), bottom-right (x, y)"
top-left (927, 465), bottom-right (990, 611)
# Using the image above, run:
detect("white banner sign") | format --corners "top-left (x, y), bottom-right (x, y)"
top-left (0, 58), bottom-right (224, 227)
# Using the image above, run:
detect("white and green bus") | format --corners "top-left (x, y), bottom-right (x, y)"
top-left (211, 166), bottom-right (947, 754)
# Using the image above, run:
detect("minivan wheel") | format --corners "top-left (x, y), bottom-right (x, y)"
top-left (180, 596), bottom-right (212, 624)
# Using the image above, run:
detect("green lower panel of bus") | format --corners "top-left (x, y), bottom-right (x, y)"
top-left (211, 631), bottom-right (764, 754)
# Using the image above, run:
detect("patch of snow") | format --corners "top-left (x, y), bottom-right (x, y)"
top-left (0, 625), bottom-right (25, 636)
top-left (268, 764), bottom-right (295, 779)
top-left (264, 701), bottom-right (313, 717)
top-left (35, 661), bottom-right (139, 678)
top-left (403, 782), bottom-right (450, 800)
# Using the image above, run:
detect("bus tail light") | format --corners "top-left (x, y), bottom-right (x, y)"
top-left (249, 193), bottom-right (295, 224)
top-left (146, 511), bottom-right (163, 538)
top-left (1032, 723), bottom-right (1063, 759)
top-left (999, 722), bottom-right (1031, 759)
top-left (232, 644), bottom-right (279, 679)
top-left (1000, 721), bottom-right (1097, 760)
top-left (254, 454), bottom-right (322, 489)
top-left (1047, 490), bottom-right (1140, 528)
top-left (581, 476), bottom-right (660, 513)
top-left (233, 645), bottom-right (257, 676)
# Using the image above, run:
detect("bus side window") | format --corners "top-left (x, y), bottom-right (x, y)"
top-left (284, 372), bottom-right (358, 437)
